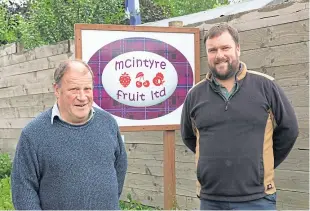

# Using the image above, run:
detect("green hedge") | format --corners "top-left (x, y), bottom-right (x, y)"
top-left (0, 153), bottom-right (13, 210)
top-left (0, 153), bottom-right (11, 179)
top-left (0, 177), bottom-right (13, 210)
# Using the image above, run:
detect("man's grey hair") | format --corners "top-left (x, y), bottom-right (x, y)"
top-left (54, 59), bottom-right (94, 86)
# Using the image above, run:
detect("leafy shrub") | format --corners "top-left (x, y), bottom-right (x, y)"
top-left (0, 177), bottom-right (14, 210)
top-left (0, 154), bottom-right (12, 179)
top-left (119, 193), bottom-right (160, 210)
top-left (0, 3), bottom-right (20, 46)
top-left (1, 0), bottom-right (231, 49)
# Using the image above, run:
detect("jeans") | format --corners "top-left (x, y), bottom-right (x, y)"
top-left (200, 193), bottom-right (277, 210)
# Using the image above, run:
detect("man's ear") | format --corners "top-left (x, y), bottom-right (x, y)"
top-left (236, 44), bottom-right (241, 57)
top-left (53, 83), bottom-right (60, 99)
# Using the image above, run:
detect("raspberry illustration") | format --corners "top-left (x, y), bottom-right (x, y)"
top-left (119, 72), bottom-right (131, 87)
top-left (153, 72), bottom-right (165, 86)
top-left (156, 72), bottom-right (164, 79)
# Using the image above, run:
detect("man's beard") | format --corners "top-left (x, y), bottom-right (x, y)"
top-left (208, 59), bottom-right (239, 80)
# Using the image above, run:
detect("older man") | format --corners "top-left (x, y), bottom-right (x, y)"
top-left (11, 59), bottom-right (127, 210)
top-left (181, 23), bottom-right (299, 210)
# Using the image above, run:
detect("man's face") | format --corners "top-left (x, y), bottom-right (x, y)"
top-left (54, 63), bottom-right (93, 125)
top-left (206, 31), bottom-right (240, 80)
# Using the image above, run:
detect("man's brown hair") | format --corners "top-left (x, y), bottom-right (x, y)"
top-left (203, 23), bottom-right (239, 45)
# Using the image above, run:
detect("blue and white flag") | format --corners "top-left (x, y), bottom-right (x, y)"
top-left (125, 0), bottom-right (141, 25)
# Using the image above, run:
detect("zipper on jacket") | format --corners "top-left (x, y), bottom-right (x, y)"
top-left (213, 89), bottom-right (229, 111)
top-left (212, 84), bottom-right (240, 111)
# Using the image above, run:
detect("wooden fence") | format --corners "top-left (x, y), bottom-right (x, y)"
top-left (0, 0), bottom-right (308, 209)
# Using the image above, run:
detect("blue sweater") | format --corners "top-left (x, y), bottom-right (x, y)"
top-left (11, 107), bottom-right (127, 210)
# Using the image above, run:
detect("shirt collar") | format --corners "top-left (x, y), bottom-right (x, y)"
top-left (51, 102), bottom-right (95, 124)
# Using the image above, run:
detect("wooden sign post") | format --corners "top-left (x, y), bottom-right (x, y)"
top-left (163, 129), bottom-right (176, 209)
top-left (74, 23), bottom-right (200, 210)
top-left (163, 20), bottom-right (184, 210)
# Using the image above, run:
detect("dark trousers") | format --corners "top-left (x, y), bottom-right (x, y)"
top-left (200, 193), bottom-right (277, 210)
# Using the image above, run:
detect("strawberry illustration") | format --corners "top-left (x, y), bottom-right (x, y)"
top-left (119, 72), bottom-right (131, 87)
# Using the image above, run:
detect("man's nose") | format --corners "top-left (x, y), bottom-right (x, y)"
top-left (215, 49), bottom-right (224, 58)
top-left (77, 91), bottom-right (87, 101)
